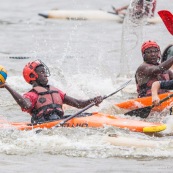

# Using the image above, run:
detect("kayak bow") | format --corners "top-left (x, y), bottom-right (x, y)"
top-left (115, 92), bottom-right (173, 113)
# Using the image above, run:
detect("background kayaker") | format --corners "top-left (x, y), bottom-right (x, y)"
top-left (151, 80), bottom-right (173, 106)
top-left (151, 45), bottom-right (173, 106)
top-left (161, 44), bottom-right (173, 72)
top-left (135, 40), bottom-right (173, 98)
top-left (113, 0), bottom-right (157, 17)
top-left (0, 60), bottom-right (103, 123)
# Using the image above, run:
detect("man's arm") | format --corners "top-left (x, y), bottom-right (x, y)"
top-left (152, 80), bottom-right (173, 105)
top-left (2, 83), bottom-right (32, 109)
top-left (136, 58), bottom-right (173, 85)
top-left (144, 57), bottom-right (173, 76)
top-left (151, 81), bottom-right (161, 105)
top-left (63, 95), bottom-right (103, 109)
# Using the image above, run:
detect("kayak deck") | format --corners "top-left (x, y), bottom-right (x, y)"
top-left (115, 92), bottom-right (173, 112)
top-left (0, 112), bottom-right (166, 133)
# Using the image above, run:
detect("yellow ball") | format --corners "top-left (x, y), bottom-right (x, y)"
top-left (0, 65), bottom-right (7, 84)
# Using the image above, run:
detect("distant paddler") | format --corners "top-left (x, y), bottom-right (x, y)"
top-left (135, 40), bottom-right (173, 98)
top-left (112, 0), bottom-right (161, 24)
top-left (113, 0), bottom-right (157, 17)
top-left (161, 44), bottom-right (173, 72)
top-left (152, 46), bottom-right (173, 108)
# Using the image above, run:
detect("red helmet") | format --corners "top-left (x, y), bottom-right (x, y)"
top-left (141, 40), bottom-right (160, 54)
top-left (23, 60), bottom-right (43, 84)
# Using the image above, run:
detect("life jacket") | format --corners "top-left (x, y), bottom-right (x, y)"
top-left (136, 72), bottom-right (170, 98)
top-left (31, 86), bottom-right (64, 120)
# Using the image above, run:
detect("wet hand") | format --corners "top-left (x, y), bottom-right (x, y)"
top-left (0, 83), bottom-right (6, 88)
top-left (152, 95), bottom-right (160, 106)
top-left (92, 96), bottom-right (103, 106)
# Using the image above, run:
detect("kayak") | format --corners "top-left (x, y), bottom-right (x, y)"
top-left (0, 112), bottom-right (166, 133)
top-left (38, 10), bottom-right (161, 24)
top-left (38, 10), bottom-right (123, 22)
top-left (115, 92), bottom-right (173, 113)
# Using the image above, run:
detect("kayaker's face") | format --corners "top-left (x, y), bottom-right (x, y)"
top-left (35, 65), bottom-right (48, 86)
top-left (144, 47), bottom-right (161, 65)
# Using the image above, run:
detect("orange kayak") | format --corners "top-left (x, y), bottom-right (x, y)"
top-left (0, 112), bottom-right (166, 133)
top-left (115, 92), bottom-right (173, 112)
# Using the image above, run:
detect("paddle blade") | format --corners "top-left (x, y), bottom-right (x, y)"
top-left (158, 10), bottom-right (173, 35)
top-left (124, 106), bottom-right (152, 118)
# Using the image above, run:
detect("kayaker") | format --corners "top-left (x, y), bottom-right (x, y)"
top-left (113, 0), bottom-right (157, 17)
top-left (0, 60), bottom-right (103, 123)
top-left (151, 80), bottom-right (173, 106)
top-left (135, 40), bottom-right (173, 98)
top-left (151, 45), bottom-right (173, 105)
top-left (161, 44), bottom-right (173, 72)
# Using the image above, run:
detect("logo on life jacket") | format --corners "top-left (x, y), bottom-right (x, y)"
top-left (38, 97), bottom-right (46, 104)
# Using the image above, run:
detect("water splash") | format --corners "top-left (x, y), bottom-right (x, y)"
top-left (120, 0), bottom-right (155, 76)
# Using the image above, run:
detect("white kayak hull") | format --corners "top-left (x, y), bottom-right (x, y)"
top-left (39, 10), bottom-right (124, 22)
top-left (38, 10), bottom-right (162, 24)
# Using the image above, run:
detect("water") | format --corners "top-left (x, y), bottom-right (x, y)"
top-left (1, 0), bottom-right (173, 172)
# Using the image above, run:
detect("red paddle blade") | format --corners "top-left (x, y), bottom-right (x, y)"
top-left (158, 10), bottom-right (173, 35)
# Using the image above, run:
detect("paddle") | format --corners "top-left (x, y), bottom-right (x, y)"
top-left (36, 79), bottom-right (131, 133)
top-left (124, 93), bottom-right (173, 118)
top-left (99, 8), bottom-right (119, 16)
top-left (158, 10), bottom-right (173, 35)
top-left (54, 79), bottom-right (131, 128)
top-left (35, 79), bottom-right (131, 133)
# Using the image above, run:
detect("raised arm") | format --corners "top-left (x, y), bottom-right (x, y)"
top-left (152, 80), bottom-right (173, 105)
top-left (141, 57), bottom-right (173, 76)
top-left (1, 83), bottom-right (32, 109)
top-left (151, 81), bottom-right (161, 105)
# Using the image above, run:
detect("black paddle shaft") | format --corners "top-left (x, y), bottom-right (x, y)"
top-left (35, 79), bottom-right (131, 134)
top-left (54, 79), bottom-right (132, 127)
top-left (125, 93), bottom-right (173, 118)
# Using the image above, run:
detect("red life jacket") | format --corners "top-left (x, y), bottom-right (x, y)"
top-left (136, 72), bottom-right (169, 98)
top-left (31, 86), bottom-right (64, 119)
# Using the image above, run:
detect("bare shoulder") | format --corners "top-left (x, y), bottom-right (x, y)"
top-left (136, 63), bottom-right (148, 73)
top-left (136, 63), bottom-right (156, 80)
top-left (137, 63), bottom-right (155, 73)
